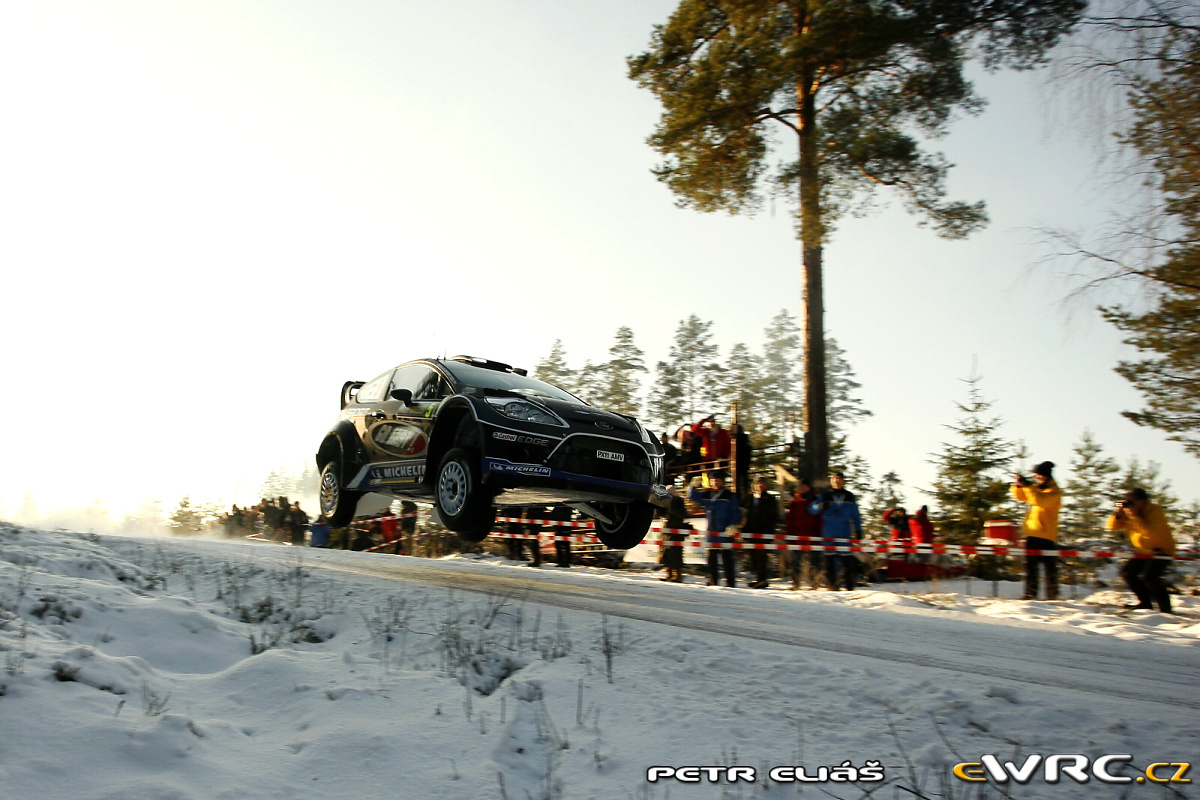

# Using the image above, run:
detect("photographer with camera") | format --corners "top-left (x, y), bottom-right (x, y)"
top-left (1011, 461), bottom-right (1062, 601)
top-left (1107, 488), bottom-right (1176, 613)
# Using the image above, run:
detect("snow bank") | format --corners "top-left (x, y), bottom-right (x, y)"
top-left (0, 523), bottom-right (1196, 799)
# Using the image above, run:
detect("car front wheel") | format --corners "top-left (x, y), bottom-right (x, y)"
top-left (435, 447), bottom-right (494, 542)
top-left (319, 459), bottom-right (361, 528)
top-left (591, 501), bottom-right (654, 549)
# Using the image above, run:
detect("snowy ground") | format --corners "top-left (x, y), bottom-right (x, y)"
top-left (1, 523), bottom-right (1197, 800)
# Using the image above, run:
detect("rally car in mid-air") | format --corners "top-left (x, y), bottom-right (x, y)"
top-left (315, 356), bottom-right (669, 548)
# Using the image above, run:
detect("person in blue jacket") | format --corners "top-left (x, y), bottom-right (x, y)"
top-left (810, 471), bottom-right (863, 590)
top-left (689, 469), bottom-right (742, 587)
top-left (307, 515), bottom-right (332, 548)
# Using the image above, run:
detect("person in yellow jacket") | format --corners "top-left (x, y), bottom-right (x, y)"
top-left (1011, 460), bottom-right (1062, 601)
top-left (1106, 488), bottom-right (1176, 613)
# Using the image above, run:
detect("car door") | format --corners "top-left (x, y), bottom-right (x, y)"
top-left (362, 364), bottom-right (446, 474)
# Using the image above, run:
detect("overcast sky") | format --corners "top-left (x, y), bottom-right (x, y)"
top-left (1, 0), bottom-right (1195, 519)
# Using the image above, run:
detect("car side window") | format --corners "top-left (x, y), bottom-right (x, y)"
top-left (389, 366), bottom-right (428, 398)
top-left (413, 370), bottom-right (449, 401)
top-left (356, 370), bottom-right (393, 404)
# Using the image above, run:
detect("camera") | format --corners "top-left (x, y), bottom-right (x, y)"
top-left (1015, 475), bottom-right (1032, 487)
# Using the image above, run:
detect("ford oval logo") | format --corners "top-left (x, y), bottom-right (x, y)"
top-left (595, 421), bottom-right (614, 430)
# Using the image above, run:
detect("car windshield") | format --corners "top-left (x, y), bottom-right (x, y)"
top-left (441, 362), bottom-right (586, 405)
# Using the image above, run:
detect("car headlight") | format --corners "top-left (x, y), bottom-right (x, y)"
top-left (485, 397), bottom-right (566, 427)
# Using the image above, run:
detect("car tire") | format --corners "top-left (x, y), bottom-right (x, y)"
top-left (592, 501), bottom-right (654, 549)
top-left (435, 447), bottom-right (493, 539)
top-left (319, 458), bottom-right (361, 528)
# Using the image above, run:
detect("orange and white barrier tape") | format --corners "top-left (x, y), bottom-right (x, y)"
top-left (345, 512), bottom-right (1192, 562)
top-left (643, 535), bottom-right (1192, 561)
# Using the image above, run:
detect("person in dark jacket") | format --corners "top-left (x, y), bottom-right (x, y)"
top-left (742, 476), bottom-right (780, 589)
top-left (810, 471), bottom-right (863, 590)
top-left (521, 506), bottom-right (543, 567)
top-left (350, 519), bottom-right (375, 551)
top-left (658, 493), bottom-right (691, 582)
top-left (399, 500), bottom-right (418, 555)
top-left (689, 470), bottom-right (741, 587)
top-left (660, 433), bottom-right (679, 470)
top-left (505, 507), bottom-right (526, 561)
top-left (262, 500), bottom-right (284, 541)
top-left (678, 427), bottom-right (703, 469)
top-left (547, 504), bottom-right (573, 568)
top-left (287, 502), bottom-right (309, 546)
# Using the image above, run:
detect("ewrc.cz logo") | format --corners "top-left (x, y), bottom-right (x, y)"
top-left (953, 755), bottom-right (1191, 785)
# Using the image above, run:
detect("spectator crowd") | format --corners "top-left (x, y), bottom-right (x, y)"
top-left (207, 413), bottom-right (1182, 613)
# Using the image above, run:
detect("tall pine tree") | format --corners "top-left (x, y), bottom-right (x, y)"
top-left (1103, 27), bottom-right (1200, 457)
top-left (1051, 3), bottom-right (1200, 457)
top-left (630, 0), bottom-right (1084, 484)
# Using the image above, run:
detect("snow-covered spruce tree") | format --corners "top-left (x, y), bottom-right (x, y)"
top-left (926, 375), bottom-right (1013, 544)
top-left (1061, 429), bottom-right (1121, 542)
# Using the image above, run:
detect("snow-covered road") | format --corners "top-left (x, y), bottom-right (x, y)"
top-left (243, 542), bottom-right (1200, 711)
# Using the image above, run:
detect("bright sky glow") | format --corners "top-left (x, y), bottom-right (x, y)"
top-left (1, 0), bottom-right (1195, 520)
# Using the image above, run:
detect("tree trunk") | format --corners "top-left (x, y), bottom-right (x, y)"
top-left (796, 44), bottom-right (828, 488)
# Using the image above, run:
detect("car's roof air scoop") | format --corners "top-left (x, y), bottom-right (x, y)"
top-left (447, 355), bottom-right (527, 376)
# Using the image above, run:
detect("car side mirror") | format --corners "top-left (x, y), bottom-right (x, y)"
top-left (389, 388), bottom-right (414, 406)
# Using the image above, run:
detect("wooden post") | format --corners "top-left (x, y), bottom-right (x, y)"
top-left (730, 399), bottom-right (742, 496)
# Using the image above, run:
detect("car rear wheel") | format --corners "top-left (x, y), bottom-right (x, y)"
top-left (319, 459), bottom-right (361, 528)
top-left (435, 447), bottom-right (494, 541)
top-left (591, 501), bottom-right (654, 549)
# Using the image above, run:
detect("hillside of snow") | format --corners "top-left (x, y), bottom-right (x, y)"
top-left (1, 523), bottom-right (1196, 799)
